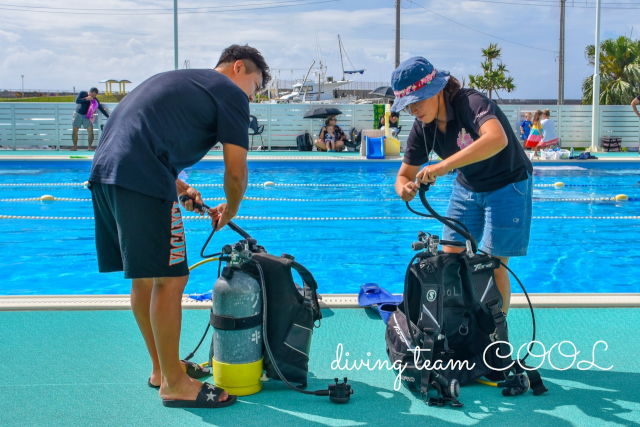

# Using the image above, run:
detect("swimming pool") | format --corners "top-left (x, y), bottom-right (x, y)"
top-left (1, 160), bottom-right (639, 296)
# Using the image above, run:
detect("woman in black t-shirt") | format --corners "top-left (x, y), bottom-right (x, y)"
top-left (392, 57), bottom-right (533, 314)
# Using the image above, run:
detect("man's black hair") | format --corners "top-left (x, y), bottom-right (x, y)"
top-left (216, 44), bottom-right (271, 89)
top-left (89, 87), bottom-right (99, 93)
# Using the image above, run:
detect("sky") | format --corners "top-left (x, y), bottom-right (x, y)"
top-left (0, 0), bottom-right (637, 100)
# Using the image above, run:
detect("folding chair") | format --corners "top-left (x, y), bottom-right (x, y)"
top-left (249, 115), bottom-right (265, 150)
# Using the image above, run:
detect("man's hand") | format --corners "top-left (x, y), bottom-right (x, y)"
top-left (416, 162), bottom-right (449, 186)
top-left (179, 186), bottom-right (205, 215)
top-left (400, 181), bottom-right (419, 202)
top-left (86, 95), bottom-right (94, 101)
top-left (209, 203), bottom-right (233, 231)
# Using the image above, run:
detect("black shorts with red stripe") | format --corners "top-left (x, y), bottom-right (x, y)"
top-left (89, 182), bottom-right (189, 279)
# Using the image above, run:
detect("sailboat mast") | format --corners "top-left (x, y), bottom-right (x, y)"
top-left (338, 35), bottom-right (345, 81)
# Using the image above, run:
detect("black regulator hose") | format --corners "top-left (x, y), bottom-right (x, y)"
top-left (178, 195), bottom-right (252, 258)
top-left (416, 183), bottom-right (478, 253)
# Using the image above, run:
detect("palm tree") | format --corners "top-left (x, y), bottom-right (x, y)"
top-left (468, 43), bottom-right (516, 100)
top-left (582, 36), bottom-right (640, 105)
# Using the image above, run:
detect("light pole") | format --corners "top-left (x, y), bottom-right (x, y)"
top-left (558, 0), bottom-right (565, 105)
top-left (174, 0), bottom-right (178, 70)
top-left (21, 75), bottom-right (24, 98)
top-left (589, 0), bottom-right (602, 152)
top-left (395, 0), bottom-right (401, 68)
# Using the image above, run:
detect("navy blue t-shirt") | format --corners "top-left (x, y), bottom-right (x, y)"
top-left (90, 69), bottom-right (250, 202)
top-left (403, 88), bottom-right (532, 193)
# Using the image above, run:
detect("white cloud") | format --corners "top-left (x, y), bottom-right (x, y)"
top-left (0, 29), bottom-right (21, 43)
top-left (0, 0), bottom-right (636, 99)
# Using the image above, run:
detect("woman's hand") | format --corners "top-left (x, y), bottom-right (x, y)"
top-left (416, 163), bottom-right (449, 186)
top-left (400, 181), bottom-right (418, 202)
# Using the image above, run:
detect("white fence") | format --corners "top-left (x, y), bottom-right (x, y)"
top-left (0, 102), bottom-right (638, 150)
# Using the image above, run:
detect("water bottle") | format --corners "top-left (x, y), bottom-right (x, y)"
top-left (570, 146), bottom-right (574, 158)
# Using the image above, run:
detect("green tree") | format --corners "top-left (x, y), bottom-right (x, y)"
top-left (468, 43), bottom-right (516, 100)
top-left (582, 35), bottom-right (640, 105)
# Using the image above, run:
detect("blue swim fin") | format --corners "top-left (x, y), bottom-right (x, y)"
top-left (373, 302), bottom-right (401, 324)
top-left (188, 290), bottom-right (213, 302)
top-left (358, 283), bottom-right (402, 308)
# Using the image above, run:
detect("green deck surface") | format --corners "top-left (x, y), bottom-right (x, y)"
top-left (1, 308), bottom-right (639, 426)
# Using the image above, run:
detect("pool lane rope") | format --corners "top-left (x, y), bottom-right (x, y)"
top-left (0, 181), bottom-right (637, 189)
top-left (1, 196), bottom-right (638, 203)
top-left (1, 215), bottom-right (639, 221)
top-left (1, 195), bottom-right (637, 203)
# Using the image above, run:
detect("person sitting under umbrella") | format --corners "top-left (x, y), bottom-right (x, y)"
top-left (315, 115), bottom-right (346, 152)
top-left (378, 111), bottom-right (400, 135)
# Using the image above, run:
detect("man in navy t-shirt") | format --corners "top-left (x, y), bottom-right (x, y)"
top-left (89, 45), bottom-right (270, 409)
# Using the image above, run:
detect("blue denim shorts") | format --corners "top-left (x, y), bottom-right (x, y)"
top-left (442, 173), bottom-right (533, 257)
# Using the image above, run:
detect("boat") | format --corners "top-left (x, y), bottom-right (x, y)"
top-left (275, 35), bottom-right (364, 103)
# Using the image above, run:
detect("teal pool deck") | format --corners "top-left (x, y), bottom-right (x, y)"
top-left (1, 305), bottom-right (640, 427)
top-left (2, 150), bottom-right (639, 426)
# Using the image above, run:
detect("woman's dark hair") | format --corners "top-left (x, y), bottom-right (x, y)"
top-left (325, 115), bottom-right (337, 126)
top-left (89, 87), bottom-right (99, 94)
top-left (443, 76), bottom-right (461, 102)
top-left (216, 44), bottom-right (271, 88)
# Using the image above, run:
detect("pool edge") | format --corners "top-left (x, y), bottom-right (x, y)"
top-left (0, 293), bottom-right (639, 311)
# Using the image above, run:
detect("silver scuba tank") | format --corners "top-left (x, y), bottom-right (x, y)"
top-left (210, 251), bottom-right (264, 396)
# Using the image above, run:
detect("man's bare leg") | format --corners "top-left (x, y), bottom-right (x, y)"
top-left (87, 126), bottom-right (95, 150)
top-left (71, 127), bottom-right (79, 151)
top-left (131, 278), bottom-right (161, 386)
top-left (150, 275), bottom-right (229, 402)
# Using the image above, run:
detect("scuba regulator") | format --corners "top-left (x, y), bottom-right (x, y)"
top-left (180, 195), bottom-right (354, 404)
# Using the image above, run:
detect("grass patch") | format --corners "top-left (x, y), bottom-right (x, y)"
top-left (0, 95), bottom-right (122, 103)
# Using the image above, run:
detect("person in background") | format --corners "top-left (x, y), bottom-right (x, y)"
top-left (525, 110), bottom-right (544, 156)
top-left (315, 115), bottom-right (345, 151)
top-left (72, 87), bottom-right (110, 151)
top-left (631, 94), bottom-right (640, 118)
top-left (379, 112), bottom-right (400, 136)
top-left (519, 112), bottom-right (532, 146)
top-left (538, 109), bottom-right (559, 149)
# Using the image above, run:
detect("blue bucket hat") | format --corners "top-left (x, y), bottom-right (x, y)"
top-left (390, 57), bottom-right (450, 113)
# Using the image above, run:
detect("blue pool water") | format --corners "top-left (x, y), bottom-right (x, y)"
top-left (1, 160), bottom-right (639, 295)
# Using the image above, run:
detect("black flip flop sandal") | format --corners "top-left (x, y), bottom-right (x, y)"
top-left (148, 378), bottom-right (160, 389)
top-left (163, 383), bottom-right (237, 408)
top-left (182, 360), bottom-right (212, 379)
